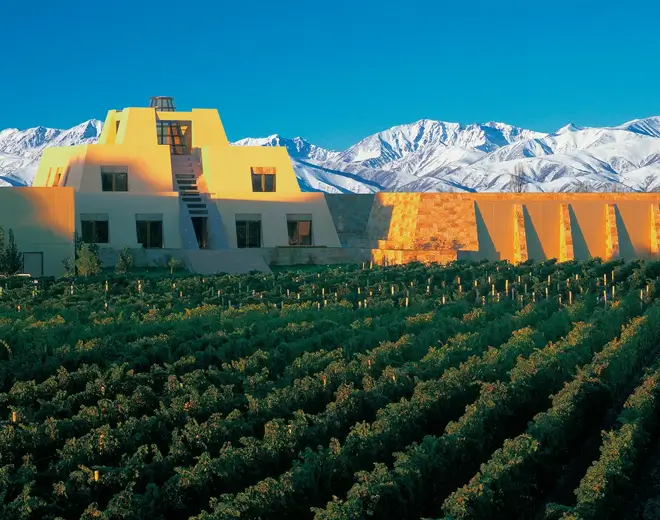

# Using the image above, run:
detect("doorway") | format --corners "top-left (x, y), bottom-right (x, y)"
top-left (192, 217), bottom-right (208, 249)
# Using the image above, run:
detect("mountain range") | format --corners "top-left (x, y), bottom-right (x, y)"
top-left (2, 116), bottom-right (660, 193)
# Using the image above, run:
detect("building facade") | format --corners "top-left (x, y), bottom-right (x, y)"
top-left (1, 98), bottom-right (660, 277)
top-left (0, 98), bottom-right (342, 276)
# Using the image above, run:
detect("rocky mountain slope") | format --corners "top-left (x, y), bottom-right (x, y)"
top-left (3, 116), bottom-right (660, 193)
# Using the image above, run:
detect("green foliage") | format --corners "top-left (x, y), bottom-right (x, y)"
top-left (0, 259), bottom-right (658, 519)
top-left (167, 255), bottom-right (183, 275)
top-left (63, 232), bottom-right (102, 277)
top-left (0, 226), bottom-right (23, 276)
top-left (1, 228), bottom-right (23, 276)
top-left (75, 244), bottom-right (102, 277)
top-left (115, 247), bottom-right (133, 274)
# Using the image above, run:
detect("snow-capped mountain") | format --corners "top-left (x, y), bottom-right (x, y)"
top-left (3, 115), bottom-right (660, 193)
top-left (0, 120), bottom-right (103, 186)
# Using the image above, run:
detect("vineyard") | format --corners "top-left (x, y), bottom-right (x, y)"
top-left (3, 259), bottom-right (660, 519)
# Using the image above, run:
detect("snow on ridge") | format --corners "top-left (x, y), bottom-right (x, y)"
top-left (2, 116), bottom-right (660, 193)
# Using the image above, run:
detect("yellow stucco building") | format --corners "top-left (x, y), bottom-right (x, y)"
top-left (2, 97), bottom-right (660, 278)
top-left (0, 97), bottom-right (342, 276)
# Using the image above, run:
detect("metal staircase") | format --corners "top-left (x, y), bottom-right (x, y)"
top-left (171, 154), bottom-right (229, 250)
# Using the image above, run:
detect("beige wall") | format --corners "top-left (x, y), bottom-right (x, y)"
top-left (0, 187), bottom-right (74, 276)
top-left (214, 193), bottom-right (342, 248)
top-left (327, 193), bottom-right (660, 265)
top-left (75, 193), bottom-right (182, 249)
top-left (77, 145), bottom-right (174, 193)
top-left (202, 145), bottom-right (302, 197)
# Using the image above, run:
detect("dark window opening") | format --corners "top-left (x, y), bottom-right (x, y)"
top-left (81, 220), bottom-right (109, 244)
top-left (192, 216), bottom-right (208, 249)
top-left (136, 220), bottom-right (163, 248)
top-left (287, 220), bottom-right (312, 246)
top-left (101, 171), bottom-right (128, 192)
top-left (251, 167), bottom-right (276, 192)
top-left (236, 220), bottom-right (262, 248)
top-left (115, 121), bottom-right (121, 134)
top-left (157, 120), bottom-right (188, 155)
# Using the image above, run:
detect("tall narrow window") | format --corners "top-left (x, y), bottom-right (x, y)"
top-left (251, 167), bottom-right (276, 192)
top-left (287, 214), bottom-right (313, 245)
top-left (101, 167), bottom-right (128, 192)
top-left (53, 167), bottom-right (63, 187)
top-left (136, 214), bottom-right (163, 248)
top-left (80, 214), bottom-right (109, 244)
top-left (235, 215), bottom-right (262, 248)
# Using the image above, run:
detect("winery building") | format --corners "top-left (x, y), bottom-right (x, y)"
top-left (1, 97), bottom-right (660, 277)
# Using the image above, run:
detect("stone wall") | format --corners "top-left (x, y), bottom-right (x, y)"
top-left (324, 193), bottom-right (660, 266)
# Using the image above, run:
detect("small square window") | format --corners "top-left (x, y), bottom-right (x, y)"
top-left (80, 214), bottom-right (109, 244)
top-left (287, 215), bottom-right (312, 245)
top-left (251, 167), bottom-right (276, 192)
top-left (101, 168), bottom-right (128, 192)
top-left (236, 217), bottom-right (262, 248)
top-left (136, 215), bottom-right (163, 248)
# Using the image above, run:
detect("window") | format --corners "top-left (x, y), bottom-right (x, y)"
top-left (251, 167), bottom-right (276, 192)
top-left (101, 167), bottom-right (128, 192)
top-left (287, 214), bottom-right (313, 245)
top-left (80, 214), bottom-right (109, 244)
top-left (235, 215), bottom-right (262, 248)
top-left (156, 120), bottom-right (187, 155)
top-left (136, 214), bottom-right (163, 248)
top-left (52, 167), bottom-right (69, 187)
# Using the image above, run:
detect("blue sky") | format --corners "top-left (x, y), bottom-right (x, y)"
top-left (2, 0), bottom-right (659, 150)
